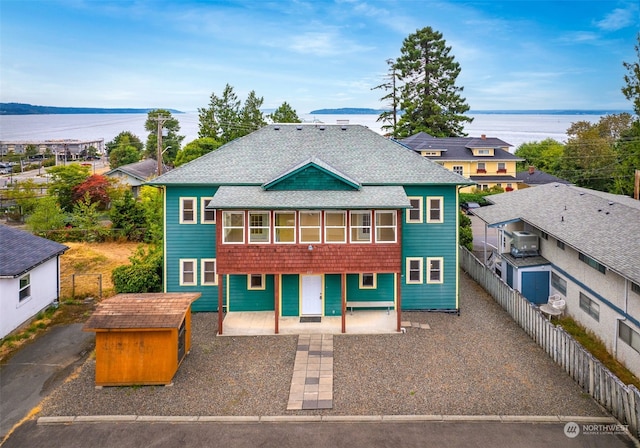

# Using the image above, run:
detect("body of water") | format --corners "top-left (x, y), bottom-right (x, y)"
top-left (0, 112), bottom-right (603, 150)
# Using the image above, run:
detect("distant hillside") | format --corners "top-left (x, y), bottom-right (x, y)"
top-left (0, 103), bottom-right (183, 115)
top-left (309, 108), bottom-right (387, 115)
top-left (469, 109), bottom-right (633, 115)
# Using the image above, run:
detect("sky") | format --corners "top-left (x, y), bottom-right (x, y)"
top-left (1, 0), bottom-right (638, 113)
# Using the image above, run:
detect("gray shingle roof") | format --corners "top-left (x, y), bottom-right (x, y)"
top-left (0, 225), bottom-right (68, 278)
top-left (208, 186), bottom-right (411, 209)
top-left (472, 184), bottom-right (640, 283)
top-left (106, 158), bottom-right (168, 181)
top-left (148, 124), bottom-right (471, 186)
top-left (399, 132), bottom-right (522, 162)
top-left (515, 169), bottom-right (571, 185)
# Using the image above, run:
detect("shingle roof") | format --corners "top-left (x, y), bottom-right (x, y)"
top-left (0, 225), bottom-right (68, 278)
top-left (83, 293), bottom-right (200, 330)
top-left (106, 158), bottom-right (168, 181)
top-left (399, 132), bottom-right (522, 161)
top-left (472, 183), bottom-right (640, 283)
top-left (515, 169), bottom-right (571, 185)
top-left (148, 124), bottom-right (471, 186)
top-left (208, 186), bottom-right (411, 209)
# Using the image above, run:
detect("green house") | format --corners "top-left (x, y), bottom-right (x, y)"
top-left (149, 124), bottom-right (471, 333)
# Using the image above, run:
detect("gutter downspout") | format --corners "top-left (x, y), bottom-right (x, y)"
top-left (614, 279), bottom-right (629, 357)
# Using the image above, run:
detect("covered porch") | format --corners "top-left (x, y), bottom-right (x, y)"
top-left (218, 310), bottom-right (400, 336)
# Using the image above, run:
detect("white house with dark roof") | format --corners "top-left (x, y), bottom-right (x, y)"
top-left (105, 158), bottom-right (170, 197)
top-left (399, 132), bottom-right (524, 192)
top-left (0, 225), bottom-right (68, 338)
top-left (472, 184), bottom-right (640, 376)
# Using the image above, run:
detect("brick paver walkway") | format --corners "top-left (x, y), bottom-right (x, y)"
top-left (287, 334), bottom-right (333, 410)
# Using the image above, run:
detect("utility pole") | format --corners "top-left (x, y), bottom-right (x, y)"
top-left (634, 169), bottom-right (640, 201)
top-left (151, 115), bottom-right (170, 176)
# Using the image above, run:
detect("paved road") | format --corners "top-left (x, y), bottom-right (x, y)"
top-left (0, 324), bottom-right (94, 438)
top-left (3, 420), bottom-right (636, 448)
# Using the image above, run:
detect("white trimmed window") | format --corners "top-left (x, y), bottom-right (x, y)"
top-left (551, 272), bottom-right (567, 296)
top-left (427, 197), bottom-right (443, 223)
top-left (406, 258), bottom-right (423, 284)
top-left (249, 211), bottom-right (270, 243)
top-left (453, 165), bottom-right (463, 176)
top-left (180, 197), bottom-right (197, 224)
top-left (222, 211), bottom-right (245, 243)
top-left (406, 197), bottom-right (423, 223)
top-left (427, 257), bottom-right (444, 284)
top-left (299, 211), bottom-right (321, 243)
top-left (180, 259), bottom-right (197, 286)
top-left (619, 321), bottom-right (640, 354)
top-left (19, 274), bottom-right (31, 301)
top-left (248, 274), bottom-right (265, 290)
top-left (359, 273), bottom-right (376, 289)
top-left (375, 211), bottom-right (396, 243)
top-left (350, 211), bottom-right (371, 243)
top-left (325, 211), bottom-right (346, 243)
top-left (201, 198), bottom-right (215, 224)
top-left (274, 211), bottom-right (296, 243)
top-left (201, 259), bottom-right (217, 285)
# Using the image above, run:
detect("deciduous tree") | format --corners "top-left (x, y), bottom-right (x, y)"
top-left (47, 164), bottom-right (91, 212)
top-left (622, 33), bottom-right (640, 116)
top-left (174, 137), bottom-right (221, 167)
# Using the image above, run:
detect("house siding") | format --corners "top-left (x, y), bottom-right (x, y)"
top-left (227, 274), bottom-right (274, 311)
top-left (165, 186), bottom-right (218, 311)
top-left (401, 185), bottom-right (459, 310)
top-left (346, 273), bottom-right (395, 303)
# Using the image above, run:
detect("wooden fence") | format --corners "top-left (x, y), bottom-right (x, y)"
top-left (459, 246), bottom-right (640, 438)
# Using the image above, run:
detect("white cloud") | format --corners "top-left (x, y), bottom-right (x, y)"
top-left (595, 3), bottom-right (639, 31)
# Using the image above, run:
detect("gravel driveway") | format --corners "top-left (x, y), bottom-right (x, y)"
top-left (40, 270), bottom-right (606, 417)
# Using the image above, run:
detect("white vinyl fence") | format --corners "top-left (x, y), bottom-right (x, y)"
top-left (460, 247), bottom-right (640, 438)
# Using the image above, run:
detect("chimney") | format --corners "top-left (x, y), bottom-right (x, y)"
top-left (528, 166), bottom-right (535, 175)
top-left (481, 134), bottom-right (486, 139)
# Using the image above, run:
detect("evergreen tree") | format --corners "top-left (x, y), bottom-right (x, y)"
top-left (622, 33), bottom-right (640, 116)
top-left (174, 137), bottom-right (221, 167)
top-left (240, 90), bottom-right (266, 131)
top-left (392, 27), bottom-right (472, 138)
top-left (198, 84), bottom-right (242, 143)
top-left (106, 131), bottom-right (143, 156)
top-left (373, 59), bottom-right (401, 137)
top-left (267, 101), bottom-right (301, 123)
top-left (144, 109), bottom-right (184, 163)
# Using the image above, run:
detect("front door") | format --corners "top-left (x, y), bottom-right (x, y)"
top-left (301, 275), bottom-right (322, 316)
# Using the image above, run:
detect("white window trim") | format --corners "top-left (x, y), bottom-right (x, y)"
top-left (180, 197), bottom-right (197, 224)
top-left (426, 196), bottom-right (444, 223)
top-left (222, 211), bottom-right (245, 244)
top-left (201, 197), bottom-right (216, 224)
top-left (19, 273), bottom-right (31, 302)
top-left (374, 210), bottom-right (397, 243)
top-left (350, 210), bottom-right (372, 243)
top-left (406, 197), bottom-right (423, 223)
top-left (180, 259), bottom-right (197, 286)
top-left (274, 211), bottom-right (296, 244)
top-left (247, 274), bottom-right (266, 290)
top-left (201, 259), bottom-right (217, 286)
top-left (299, 210), bottom-right (322, 243)
top-left (359, 273), bottom-right (377, 289)
top-left (579, 292), bottom-right (600, 321)
top-left (406, 257), bottom-right (423, 284)
top-left (324, 210), bottom-right (347, 244)
top-left (248, 211), bottom-right (271, 244)
top-left (427, 257), bottom-right (444, 284)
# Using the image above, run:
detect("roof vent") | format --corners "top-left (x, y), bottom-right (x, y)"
top-left (341, 126), bottom-right (347, 131)
top-left (319, 126), bottom-right (325, 131)
top-left (296, 125), bottom-right (303, 130)
top-left (274, 126), bottom-right (280, 130)
top-left (608, 201), bottom-right (614, 206)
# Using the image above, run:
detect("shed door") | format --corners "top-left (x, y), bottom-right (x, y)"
top-left (301, 275), bottom-right (322, 316)
top-left (506, 264), bottom-right (514, 288)
top-left (521, 271), bottom-right (549, 305)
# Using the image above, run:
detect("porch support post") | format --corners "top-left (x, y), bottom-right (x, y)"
top-left (217, 274), bottom-right (224, 335)
top-left (396, 271), bottom-right (402, 332)
top-left (274, 274), bottom-right (280, 334)
top-left (341, 272), bottom-right (346, 334)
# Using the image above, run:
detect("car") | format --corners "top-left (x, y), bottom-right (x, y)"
top-left (461, 201), bottom-right (480, 215)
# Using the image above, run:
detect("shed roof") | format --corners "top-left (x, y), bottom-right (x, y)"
top-left (83, 293), bottom-right (200, 331)
top-left (0, 225), bottom-right (68, 278)
top-left (147, 124), bottom-right (471, 187)
top-left (472, 183), bottom-right (640, 283)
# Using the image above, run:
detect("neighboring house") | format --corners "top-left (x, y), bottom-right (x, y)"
top-left (472, 184), bottom-right (640, 376)
top-left (0, 225), bottom-right (68, 339)
top-left (515, 166), bottom-right (571, 188)
top-left (106, 159), bottom-right (170, 196)
top-left (149, 124), bottom-right (471, 333)
top-left (399, 132), bottom-right (524, 193)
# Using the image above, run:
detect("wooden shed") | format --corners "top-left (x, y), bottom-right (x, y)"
top-left (83, 293), bottom-right (200, 386)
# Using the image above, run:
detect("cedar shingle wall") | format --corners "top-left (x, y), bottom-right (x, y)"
top-left (217, 244), bottom-right (401, 274)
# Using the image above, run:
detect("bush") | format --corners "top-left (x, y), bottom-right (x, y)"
top-left (112, 244), bottom-right (163, 293)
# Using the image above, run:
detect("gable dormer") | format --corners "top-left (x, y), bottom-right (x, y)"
top-left (262, 157), bottom-right (361, 191)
